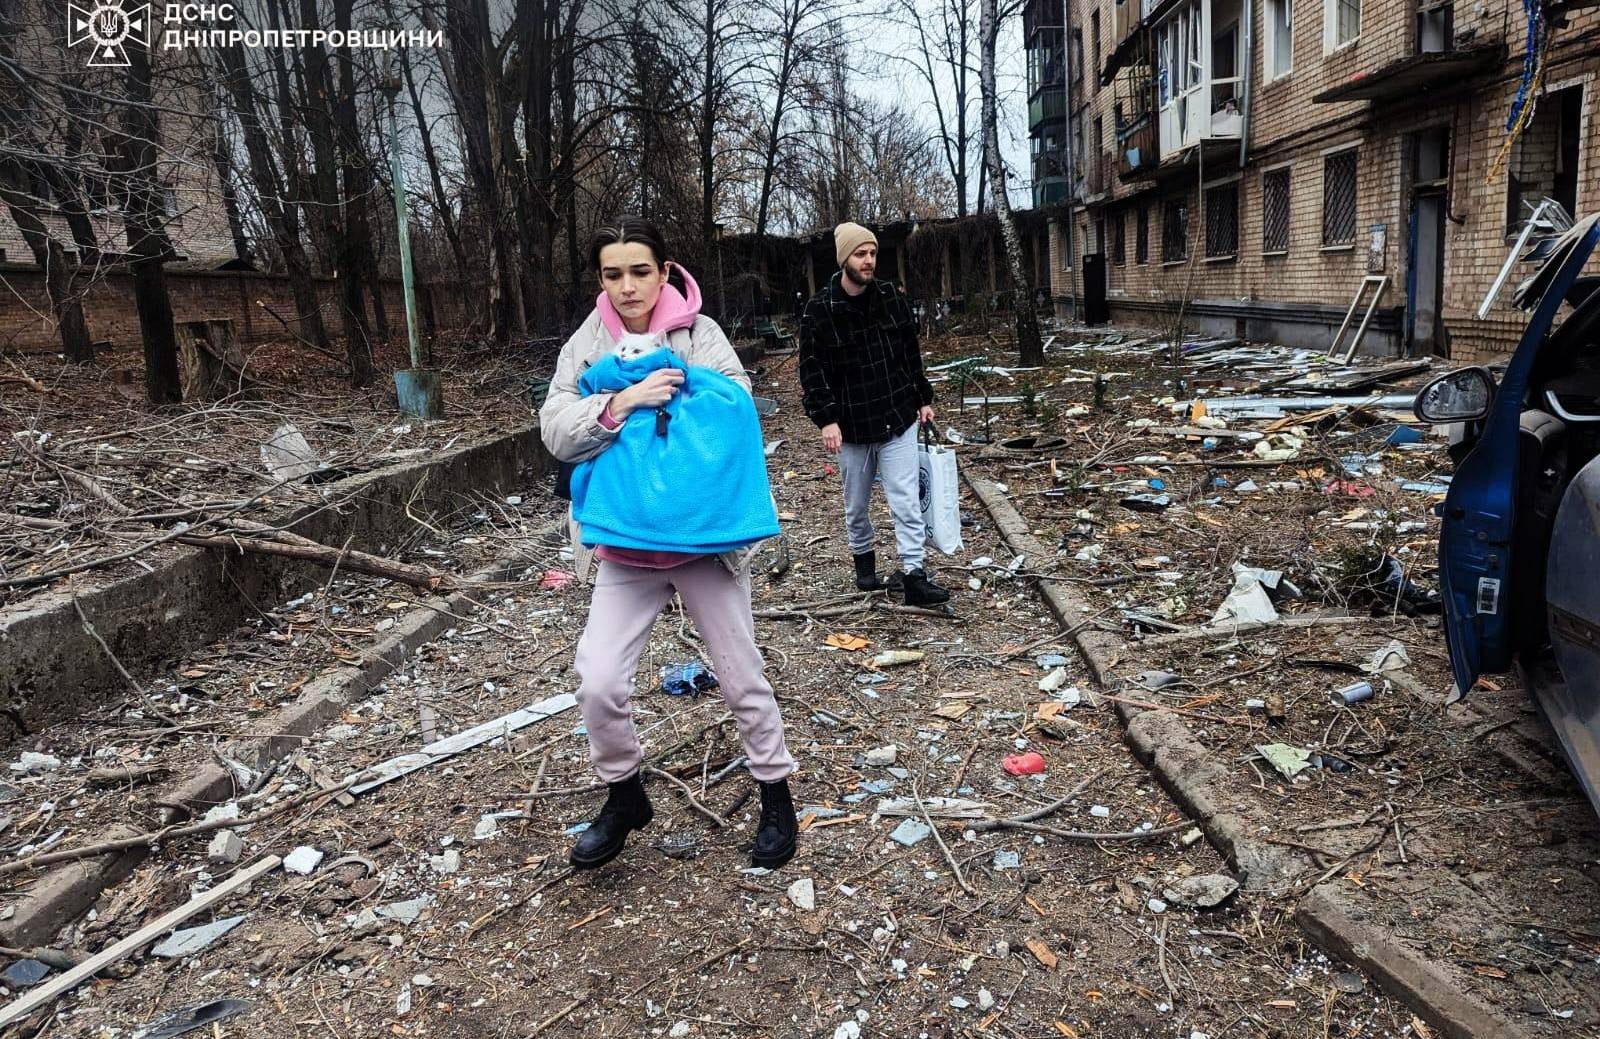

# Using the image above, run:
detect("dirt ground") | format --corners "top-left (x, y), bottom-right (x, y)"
top-left (0, 328), bottom-right (1446, 1038)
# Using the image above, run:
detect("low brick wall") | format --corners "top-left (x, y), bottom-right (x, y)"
top-left (0, 265), bottom-right (472, 352)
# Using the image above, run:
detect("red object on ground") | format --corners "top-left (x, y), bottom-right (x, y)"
top-left (824, 464), bottom-right (837, 476)
top-left (540, 569), bottom-right (577, 590)
top-left (1002, 752), bottom-right (1046, 775)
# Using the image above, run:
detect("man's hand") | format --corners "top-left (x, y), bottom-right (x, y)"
top-left (918, 405), bottom-right (936, 425)
top-left (820, 423), bottom-right (843, 454)
top-left (612, 369), bottom-right (684, 417)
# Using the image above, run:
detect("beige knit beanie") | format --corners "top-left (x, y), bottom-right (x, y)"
top-left (834, 222), bottom-right (878, 266)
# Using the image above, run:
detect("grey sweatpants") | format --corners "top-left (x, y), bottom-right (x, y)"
top-left (839, 423), bottom-right (926, 572)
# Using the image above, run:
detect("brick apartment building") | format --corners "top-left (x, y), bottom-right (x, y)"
top-left (1027, 0), bottom-right (1599, 359)
top-left (0, 1), bottom-right (239, 274)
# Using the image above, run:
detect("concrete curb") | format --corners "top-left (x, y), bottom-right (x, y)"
top-left (2, 424), bottom-right (550, 741)
top-left (963, 472), bottom-right (1305, 892)
top-left (1297, 888), bottom-right (1534, 1039)
top-left (964, 472), bottom-right (1527, 1037)
top-left (0, 549), bottom-right (537, 949)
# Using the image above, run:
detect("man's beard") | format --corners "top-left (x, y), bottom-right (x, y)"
top-left (844, 262), bottom-right (875, 286)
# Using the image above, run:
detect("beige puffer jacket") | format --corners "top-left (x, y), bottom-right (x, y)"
top-left (539, 309), bottom-right (767, 583)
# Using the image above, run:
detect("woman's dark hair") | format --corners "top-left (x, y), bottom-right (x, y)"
top-left (589, 216), bottom-right (669, 272)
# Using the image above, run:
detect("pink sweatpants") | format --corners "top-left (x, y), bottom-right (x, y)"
top-left (574, 558), bottom-right (795, 783)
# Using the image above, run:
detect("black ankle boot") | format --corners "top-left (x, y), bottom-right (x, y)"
top-left (900, 568), bottom-right (950, 607)
top-left (569, 773), bottom-right (653, 870)
top-left (853, 551), bottom-right (884, 591)
top-left (751, 778), bottom-right (798, 869)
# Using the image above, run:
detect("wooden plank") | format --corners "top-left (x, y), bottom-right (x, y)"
top-left (0, 855), bottom-right (282, 1029)
top-left (346, 693), bottom-right (578, 796)
top-left (292, 754), bottom-right (356, 808)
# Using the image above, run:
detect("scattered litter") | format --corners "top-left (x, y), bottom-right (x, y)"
top-left (825, 633), bottom-right (870, 652)
top-left (1090, 805), bottom-right (1111, 819)
top-left (283, 846), bottom-right (324, 875)
top-left (11, 752), bottom-right (61, 773)
top-left (259, 423), bottom-right (321, 482)
top-left (373, 896), bottom-right (433, 926)
top-left (1039, 667), bottom-right (1071, 693)
top-left (864, 745), bottom-right (898, 767)
top-left (1256, 743), bottom-right (1315, 781)
top-left (1002, 752), bottom-right (1046, 776)
top-left (1162, 874), bottom-right (1239, 909)
top-left (871, 650), bottom-right (925, 668)
top-left (889, 818), bottom-right (932, 846)
top-left (1133, 670), bottom-right (1183, 691)
top-left (134, 999), bottom-right (252, 1039)
top-left (992, 850), bottom-right (1020, 871)
top-left (1363, 641), bottom-right (1411, 674)
top-left (1210, 563), bottom-right (1280, 626)
top-left (206, 830), bottom-right (243, 865)
top-left (1147, 898), bottom-right (1168, 914)
top-left (877, 797), bottom-right (988, 820)
top-left (1121, 493), bottom-right (1171, 512)
top-left (660, 660), bottom-right (718, 696)
top-left (0, 961), bottom-right (50, 988)
top-left (539, 569), bottom-right (576, 590)
top-left (787, 878), bottom-right (816, 911)
top-left (1332, 680), bottom-right (1375, 706)
top-left (1035, 653), bottom-right (1069, 669)
top-left (428, 849), bottom-right (461, 875)
top-left (150, 915), bottom-right (248, 959)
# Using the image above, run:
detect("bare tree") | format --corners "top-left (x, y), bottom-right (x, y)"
top-left (979, 0), bottom-right (1042, 364)
top-left (895, 0), bottom-right (978, 216)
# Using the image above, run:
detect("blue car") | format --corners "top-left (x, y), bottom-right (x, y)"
top-left (1417, 213), bottom-right (1600, 811)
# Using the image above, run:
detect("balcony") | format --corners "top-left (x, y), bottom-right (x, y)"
top-left (1311, 42), bottom-right (1504, 104)
top-left (1028, 85), bottom-right (1067, 135)
top-left (1117, 116), bottom-right (1159, 180)
top-left (1152, 0), bottom-right (1244, 161)
top-left (1032, 153), bottom-right (1069, 206)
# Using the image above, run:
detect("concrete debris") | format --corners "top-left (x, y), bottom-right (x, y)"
top-left (283, 846), bottom-right (324, 875)
top-left (206, 830), bottom-right (243, 865)
top-left (888, 818), bottom-right (932, 847)
top-left (864, 745), bottom-right (898, 767)
top-left (149, 915), bottom-right (248, 959)
top-left (1162, 874), bottom-right (1240, 909)
top-left (787, 877), bottom-right (816, 911)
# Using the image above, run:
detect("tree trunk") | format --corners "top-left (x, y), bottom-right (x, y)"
top-left (0, 166), bottom-right (94, 363)
top-left (210, 90), bottom-right (254, 267)
top-left (298, 0), bottom-right (373, 385)
top-left (333, 0), bottom-right (389, 344)
top-left (400, 48), bottom-right (467, 283)
top-left (117, 46), bottom-right (183, 405)
top-left (979, 0), bottom-right (1043, 366)
top-left (218, 42), bottom-right (330, 352)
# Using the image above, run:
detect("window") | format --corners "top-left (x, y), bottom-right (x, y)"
top-left (1267, 0), bottom-right (1293, 78)
top-left (1058, 221), bottom-right (1073, 270)
top-left (1095, 216), bottom-right (1106, 253)
top-left (1262, 167), bottom-right (1291, 253)
top-left (1506, 85), bottom-right (1582, 234)
top-left (1325, 0), bottom-right (1359, 49)
top-left (1322, 148), bottom-right (1358, 246)
top-left (1090, 10), bottom-right (1101, 86)
top-left (1163, 196), bottom-right (1189, 261)
top-left (1072, 30), bottom-right (1084, 82)
top-left (1205, 181), bottom-right (1239, 258)
top-left (1136, 206), bottom-right (1149, 263)
top-left (1112, 211), bottom-right (1127, 265)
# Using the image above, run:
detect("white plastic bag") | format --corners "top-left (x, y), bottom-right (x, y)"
top-left (918, 438), bottom-right (963, 555)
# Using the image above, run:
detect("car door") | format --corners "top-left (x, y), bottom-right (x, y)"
top-left (1439, 219), bottom-right (1600, 697)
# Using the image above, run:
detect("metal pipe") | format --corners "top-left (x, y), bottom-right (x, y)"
top-left (1238, 0), bottom-right (1253, 169)
top-left (1061, 0), bottom-right (1079, 320)
top-left (383, 74), bottom-right (423, 371)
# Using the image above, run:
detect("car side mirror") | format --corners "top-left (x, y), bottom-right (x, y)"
top-left (1414, 367), bottom-right (1496, 424)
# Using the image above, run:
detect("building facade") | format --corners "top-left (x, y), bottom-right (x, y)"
top-left (1029, 0), bottom-right (1600, 359)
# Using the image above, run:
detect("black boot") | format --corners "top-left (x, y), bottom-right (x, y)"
top-left (853, 551), bottom-right (885, 591)
top-left (900, 568), bottom-right (951, 607)
top-left (569, 773), bottom-right (653, 870)
top-left (751, 778), bottom-right (798, 869)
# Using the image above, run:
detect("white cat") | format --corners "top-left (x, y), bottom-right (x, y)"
top-left (613, 332), bottom-right (661, 361)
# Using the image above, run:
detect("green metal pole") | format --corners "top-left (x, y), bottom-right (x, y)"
top-left (386, 89), bottom-right (423, 371)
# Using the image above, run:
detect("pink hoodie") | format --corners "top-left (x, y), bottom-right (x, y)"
top-left (592, 262), bottom-right (709, 571)
top-left (595, 263), bottom-right (704, 343)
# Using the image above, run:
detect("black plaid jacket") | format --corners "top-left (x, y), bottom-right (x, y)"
top-left (798, 273), bottom-right (935, 445)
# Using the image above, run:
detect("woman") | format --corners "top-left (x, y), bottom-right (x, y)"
top-left (540, 217), bottom-right (798, 871)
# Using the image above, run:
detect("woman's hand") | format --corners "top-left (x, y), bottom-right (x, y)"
top-left (611, 368), bottom-right (685, 418)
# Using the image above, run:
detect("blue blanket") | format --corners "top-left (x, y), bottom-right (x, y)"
top-left (572, 347), bottom-right (780, 554)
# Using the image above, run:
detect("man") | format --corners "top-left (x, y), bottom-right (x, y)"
top-left (799, 222), bottom-right (951, 608)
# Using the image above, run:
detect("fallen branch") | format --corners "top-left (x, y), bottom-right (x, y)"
top-left (644, 766), bottom-right (727, 828)
top-left (0, 778), bottom-right (354, 876)
top-left (1136, 613), bottom-right (1366, 648)
top-left (914, 774), bottom-right (974, 896)
top-left (967, 768), bottom-right (1108, 833)
top-left (977, 819), bottom-right (1191, 843)
top-left (73, 599), bottom-right (179, 726)
top-left (173, 529), bottom-right (451, 593)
